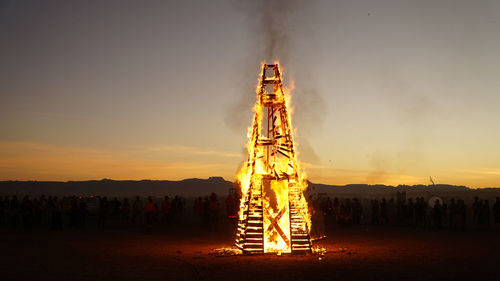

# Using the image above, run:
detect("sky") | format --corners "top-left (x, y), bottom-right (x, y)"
top-left (1, 0), bottom-right (499, 188)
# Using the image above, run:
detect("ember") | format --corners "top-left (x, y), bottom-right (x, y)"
top-left (235, 63), bottom-right (312, 254)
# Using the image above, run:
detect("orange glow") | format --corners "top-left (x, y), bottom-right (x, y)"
top-left (235, 62), bottom-right (311, 254)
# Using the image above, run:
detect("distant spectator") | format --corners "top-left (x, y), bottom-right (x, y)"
top-left (194, 197), bottom-right (204, 224)
top-left (50, 196), bottom-right (63, 230)
top-left (494, 197), bottom-right (500, 225)
top-left (472, 196), bottom-right (480, 225)
top-left (68, 196), bottom-right (79, 228)
top-left (380, 198), bottom-right (388, 225)
top-left (482, 200), bottom-right (491, 227)
top-left (387, 198), bottom-right (396, 225)
top-left (331, 197), bottom-right (338, 225)
top-left (0, 196), bottom-right (6, 226)
top-left (442, 200), bottom-right (448, 228)
top-left (209, 193), bottom-right (219, 230)
top-left (171, 196), bottom-right (185, 225)
top-left (98, 197), bottom-right (108, 227)
top-left (433, 199), bottom-right (442, 229)
top-left (323, 197), bottom-right (334, 226)
top-left (161, 196), bottom-right (171, 225)
top-left (225, 192), bottom-right (237, 219)
top-left (121, 198), bottom-right (130, 221)
top-left (21, 195), bottom-right (33, 228)
top-left (153, 203), bottom-right (160, 223)
top-left (145, 196), bottom-right (154, 233)
top-left (132, 196), bottom-right (143, 224)
top-left (203, 197), bottom-right (210, 226)
top-left (449, 198), bottom-right (457, 228)
top-left (371, 199), bottom-right (380, 225)
top-left (9, 195), bottom-right (19, 227)
top-left (352, 198), bottom-right (362, 225)
top-left (79, 198), bottom-right (87, 227)
top-left (406, 198), bottom-right (414, 226)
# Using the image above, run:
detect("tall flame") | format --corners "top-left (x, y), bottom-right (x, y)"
top-left (235, 62), bottom-right (311, 254)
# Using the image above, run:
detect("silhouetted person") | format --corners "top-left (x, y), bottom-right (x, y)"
top-left (225, 192), bottom-right (237, 219)
top-left (310, 196), bottom-right (325, 238)
top-left (458, 199), bottom-right (467, 229)
top-left (98, 197), bottom-right (108, 227)
top-left (33, 197), bottom-right (42, 226)
top-left (478, 200), bottom-right (486, 225)
top-left (21, 195), bottom-right (33, 228)
top-left (442, 201), bottom-right (448, 228)
top-left (171, 196), bottom-right (185, 225)
top-left (161, 196), bottom-right (171, 225)
top-left (333, 197), bottom-right (340, 224)
top-left (69, 196), bottom-right (79, 228)
top-left (39, 195), bottom-right (48, 226)
top-left (194, 197), bottom-right (204, 225)
top-left (9, 195), bottom-right (19, 227)
top-left (472, 196), bottom-right (480, 225)
top-left (0, 196), bottom-right (5, 226)
top-left (449, 198), bottom-right (457, 228)
top-left (339, 198), bottom-right (352, 226)
top-left (371, 199), bottom-right (380, 225)
top-left (208, 193), bottom-right (219, 230)
top-left (433, 199), bottom-right (442, 229)
top-left (483, 200), bottom-right (491, 227)
top-left (415, 197), bottom-right (427, 227)
top-left (380, 198), bottom-right (387, 225)
top-left (50, 196), bottom-right (63, 230)
top-left (79, 198), bottom-right (87, 227)
top-left (387, 198), bottom-right (396, 225)
top-left (145, 196), bottom-right (154, 233)
top-left (132, 196), bottom-right (143, 224)
top-left (203, 196), bottom-right (210, 226)
top-left (153, 203), bottom-right (160, 223)
top-left (107, 197), bottom-right (120, 219)
top-left (407, 198), bottom-right (414, 226)
top-left (323, 197), bottom-right (334, 226)
top-left (494, 197), bottom-right (500, 225)
top-left (121, 198), bottom-right (130, 222)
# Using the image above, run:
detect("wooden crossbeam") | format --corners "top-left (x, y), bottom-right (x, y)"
top-left (264, 207), bottom-right (290, 247)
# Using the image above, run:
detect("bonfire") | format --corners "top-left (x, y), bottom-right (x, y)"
top-left (235, 63), bottom-right (312, 254)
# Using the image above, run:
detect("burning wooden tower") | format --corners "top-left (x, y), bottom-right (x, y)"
top-left (235, 63), bottom-right (312, 254)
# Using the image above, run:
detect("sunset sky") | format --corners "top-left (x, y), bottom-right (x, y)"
top-left (1, 0), bottom-right (499, 188)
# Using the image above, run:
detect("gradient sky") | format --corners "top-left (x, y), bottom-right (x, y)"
top-left (1, 0), bottom-right (499, 188)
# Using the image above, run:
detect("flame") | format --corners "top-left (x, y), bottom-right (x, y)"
top-left (235, 62), bottom-right (311, 254)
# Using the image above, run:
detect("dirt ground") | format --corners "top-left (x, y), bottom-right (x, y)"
top-left (1, 224), bottom-right (499, 281)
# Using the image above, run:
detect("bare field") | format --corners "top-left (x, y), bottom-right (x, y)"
top-left (1, 225), bottom-right (499, 281)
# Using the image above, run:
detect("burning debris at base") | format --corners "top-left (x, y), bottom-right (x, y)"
top-left (209, 247), bottom-right (243, 257)
top-left (209, 246), bottom-right (329, 258)
top-left (235, 63), bottom-right (312, 254)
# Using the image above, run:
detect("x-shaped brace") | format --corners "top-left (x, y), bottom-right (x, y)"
top-left (264, 207), bottom-right (290, 247)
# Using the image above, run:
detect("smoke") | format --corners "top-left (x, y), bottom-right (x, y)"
top-left (365, 151), bottom-right (390, 184)
top-left (226, 0), bottom-right (326, 164)
top-left (365, 74), bottom-right (436, 184)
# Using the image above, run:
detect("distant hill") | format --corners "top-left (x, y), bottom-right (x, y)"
top-left (309, 182), bottom-right (470, 193)
top-left (307, 182), bottom-right (500, 199)
top-left (0, 177), bottom-right (234, 197)
top-left (1, 178), bottom-right (498, 198)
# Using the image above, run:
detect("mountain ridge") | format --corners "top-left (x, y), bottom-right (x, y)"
top-left (1, 177), bottom-right (498, 197)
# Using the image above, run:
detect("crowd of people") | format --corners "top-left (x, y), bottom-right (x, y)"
top-left (193, 192), bottom-right (239, 230)
top-left (1, 192), bottom-right (500, 234)
top-left (0, 192), bottom-right (239, 232)
top-left (310, 195), bottom-right (500, 232)
top-left (0, 194), bottom-right (190, 230)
